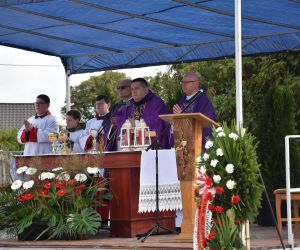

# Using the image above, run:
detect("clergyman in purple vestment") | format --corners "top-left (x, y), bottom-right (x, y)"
top-left (173, 72), bottom-right (216, 150)
top-left (116, 78), bottom-right (170, 149)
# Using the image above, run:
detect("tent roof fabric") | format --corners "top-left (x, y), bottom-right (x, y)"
top-left (1, 0), bottom-right (299, 74)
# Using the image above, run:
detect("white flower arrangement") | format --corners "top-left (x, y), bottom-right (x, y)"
top-left (210, 159), bottom-right (219, 168)
top-left (225, 163), bottom-right (235, 174)
top-left (75, 173), bottom-right (87, 182)
top-left (205, 140), bottom-right (214, 149)
top-left (23, 180), bottom-right (34, 190)
top-left (25, 167), bottom-right (37, 176)
top-left (213, 175), bottom-right (221, 184)
top-left (216, 148), bottom-right (223, 156)
top-left (203, 153), bottom-right (210, 161)
top-left (216, 127), bottom-right (223, 132)
top-left (52, 167), bottom-right (64, 172)
top-left (87, 167), bottom-right (99, 175)
top-left (11, 180), bottom-right (22, 190)
top-left (229, 133), bottom-right (239, 140)
top-left (16, 166), bottom-right (28, 175)
top-left (226, 179), bottom-right (236, 190)
top-left (217, 131), bottom-right (225, 137)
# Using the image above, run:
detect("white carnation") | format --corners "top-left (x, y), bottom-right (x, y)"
top-left (52, 167), bottom-right (64, 172)
top-left (210, 159), bottom-right (219, 168)
top-left (11, 180), bottom-right (22, 190)
top-left (56, 172), bottom-right (70, 181)
top-left (46, 172), bottom-right (55, 180)
top-left (23, 180), bottom-right (34, 190)
top-left (75, 173), bottom-right (87, 182)
top-left (226, 179), bottom-right (236, 190)
top-left (216, 127), bottom-right (223, 132)
top-left (203, 153), bottom-right (210, 161)
top-left (16, 166), bottom-right (28, 175)
top-left (218, 131), bottom-right (225, 137)
top-left (225, 164), bottom-right (235, 174)
top-left (205, 140), bottom-right (213, 149)
top-left (87, 167), bottom-right (99, 175)
top-left (39, 172), bottom-right (55, 180)
top-left (213, 175), bottom-right (221, 184)
top-left (25, 167), bottom-right (37, 175)
top-left (216, 148), bottom-right (223, 156)
top-left (199, 166), bottom-right (206, 175)
top-left (229, 133), bottom-right (239, 140)
top-left (196, 156), bottom-right (201, 163)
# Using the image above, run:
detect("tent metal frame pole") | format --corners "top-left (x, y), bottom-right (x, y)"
top-left (235, 0), bottom-right (243, 131)
top-left (66, 70), bottom-right (71, 112)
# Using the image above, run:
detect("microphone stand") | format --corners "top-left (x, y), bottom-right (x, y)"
top-left (137, 90), bottom-right (203, 242)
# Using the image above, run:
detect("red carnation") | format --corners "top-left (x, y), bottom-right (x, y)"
top-left (38, 189), bottom-right (49, 197)
top-left (208, 204), bottom-right (215, 212)
top-left (56, 188), bottom-right (68, 197)
top-left (207, 230), bottom-right (216, 240)
top-left (17, 194), bottom-right (27, 202)
top-left (235, 220), bottom-right (241, 225)
top-left (43, 182), bottom-right (52, 189)
top-left (55, 181), bottom-right (64, 189)
top-left (67, 179), bottom-right (77, 185)
top-left (215, 186), bottom-right (224, 195)
top-left (231, 195), bottom-right (241, 204)
top-left (25, 192), bottom-right (34, 201)
top-left (214, 205), bottom-right (224, 214)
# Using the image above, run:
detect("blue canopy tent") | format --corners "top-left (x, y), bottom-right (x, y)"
top-left (1, 0), bottom-right (300, 245)
top-left (1, 0), bottom-right (299, 74)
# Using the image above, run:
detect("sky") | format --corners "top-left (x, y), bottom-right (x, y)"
top-left (0, 46), bottom-right (167, 124)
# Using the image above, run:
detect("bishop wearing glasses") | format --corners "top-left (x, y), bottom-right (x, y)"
top-left (17, 94), bottom-right (59, 156)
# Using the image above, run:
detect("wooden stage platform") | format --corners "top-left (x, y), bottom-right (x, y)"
top-left (2, 224), bottom-right (300, 249)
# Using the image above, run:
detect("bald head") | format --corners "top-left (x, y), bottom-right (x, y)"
top-left (117, 79), bottom-right (132, 100)
top-left (181, 72), bottom-right (200, 96)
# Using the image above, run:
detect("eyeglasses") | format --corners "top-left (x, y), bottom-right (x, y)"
top-left (117, 86), bottom-right (129, 90)
top-left (181, 80), bottom-right (197, 84)
top-left (35, 102), bottom-right (47, 105)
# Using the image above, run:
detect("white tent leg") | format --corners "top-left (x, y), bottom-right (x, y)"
top-left (65, 70), bottom-right (71, 112)
top-left (235, 0), bottom-right (243, 131)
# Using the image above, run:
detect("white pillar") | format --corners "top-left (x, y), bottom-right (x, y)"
top-left (65, 70), bottom-right (71, 111)
top-left (235, 0), bottom-right (243, 131)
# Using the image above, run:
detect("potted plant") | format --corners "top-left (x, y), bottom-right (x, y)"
top-left (194, 124), bottom-right (263, 250)
top-left (0, 154), bottom-right (112, 240)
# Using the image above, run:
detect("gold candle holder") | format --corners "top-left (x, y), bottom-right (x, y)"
top-left (48, 132), bottom-right (58, 153)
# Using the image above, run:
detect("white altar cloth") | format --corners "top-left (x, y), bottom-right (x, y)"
top-left (138, 149), bottom-right (182, 213)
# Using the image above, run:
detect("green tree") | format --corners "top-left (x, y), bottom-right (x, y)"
top-left (257, 85), bottom-right (300, 197)
top-left (61, 71), bottom-right (128, 122)
top-left (0, 128), bottom-right (24, 151)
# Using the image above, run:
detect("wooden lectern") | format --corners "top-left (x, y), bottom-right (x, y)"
top-left (160, 113), bottom-right (219, 240)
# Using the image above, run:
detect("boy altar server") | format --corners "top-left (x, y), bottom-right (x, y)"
top-left (17, 94), bottom-right (59, 156)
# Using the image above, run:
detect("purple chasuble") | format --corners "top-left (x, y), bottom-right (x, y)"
top-left (176, 92), bottom-right (216, 150)
top-left (116, 91), bottom-right (170, 149)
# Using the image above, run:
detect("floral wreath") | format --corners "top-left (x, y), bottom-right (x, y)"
top-left (194, 124), bottom-right (263, 250)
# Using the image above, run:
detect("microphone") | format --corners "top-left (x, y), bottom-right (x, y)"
top-left (145, 88), bottom-right (203, 152)
top-left (180, 89), bottom-right (203, 114)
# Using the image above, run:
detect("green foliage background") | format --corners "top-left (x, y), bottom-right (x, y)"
top-left (0, 128), bottom-right (24, 151)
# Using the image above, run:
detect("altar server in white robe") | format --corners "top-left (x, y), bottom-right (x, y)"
top-left (66, 110), bottom-right (85, 153)
top-left (17, 94), bottom-right (59, 156)
top-left (79, 95), bottom-right (111, 151)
